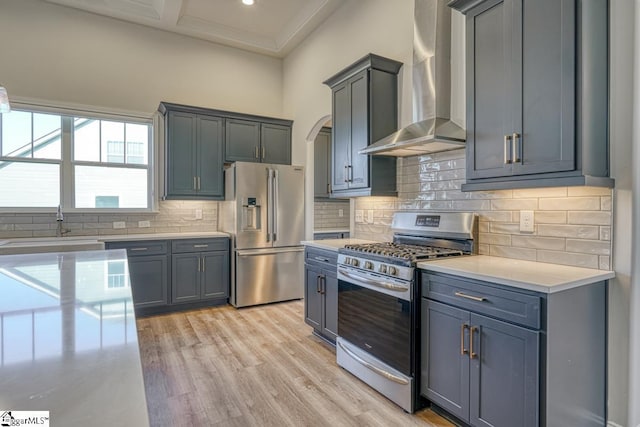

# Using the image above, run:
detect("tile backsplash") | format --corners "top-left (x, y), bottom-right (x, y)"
top-left (314, 200), bottom-right (350, 230)
top-left (354, 150), bottom-right (613, 270)
top-left (0, 200), bottom-right (218, 238)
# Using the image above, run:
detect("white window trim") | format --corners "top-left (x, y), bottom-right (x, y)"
top-left (0, 97), bottom-right (158, 213)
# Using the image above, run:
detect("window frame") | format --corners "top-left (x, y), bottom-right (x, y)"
top-left (0, 99), bottom-right (156, 213)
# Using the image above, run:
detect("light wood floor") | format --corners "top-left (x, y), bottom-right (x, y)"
top-left (137, 300), bottom-right (455, 427)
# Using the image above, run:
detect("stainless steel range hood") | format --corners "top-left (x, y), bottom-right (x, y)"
top-left (360, 0), bottom-right (465, 157)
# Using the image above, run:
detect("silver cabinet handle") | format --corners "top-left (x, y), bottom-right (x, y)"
top-left (130, 247), bottom-right (148, 252)
top-left (254, 146), bottom-right (259, 159)
top-left (344, 164), bottom-right (349, 183)
top-left (193, 176), bottom-right (197, 190)
top-left (202, 257), bottom-right (205, 272)
top-left (198, 257), bottom-right (201, 272)
top-left (512, 132), bottom-right (521, 163)
top-left (461, 323), bottom-right (469, 355)
top-left (338, 340), bottom-right (409, 385)
top-left (347, 165), bottom-right (352, 182)
top-left (455, 291), bottom-right (487, 302)
top-left (313, 256), bottom-right (330, 263)
top-left (197, 176), bottom-right (201, 190)
top-left (504, 135), bottom-right (512, 164)
top-left (470, 326), bottom-right (479, 359)
top-left (339, 269), bottom-right (409, 292)
top-left (316, 275), bottom-right (321, 293)
top-left (262, 146), bottom-right (265, 159)
top-left (193, 244), bottom-right (209, 248)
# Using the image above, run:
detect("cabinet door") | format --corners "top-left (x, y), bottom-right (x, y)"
top-left (421, 300), bottom-right (470, 422)
top-left (512, 0), bottom-right (575, 175)
top-left (171, 253), bottom-right (200, 303)
top-left (348, 70), bottom-right (369, 189)
top-left (331, 82), bottom-right (350, 192)
top-left (201, 251), bottom-right (229, 300)
top-left (314, 128), bottom-right (331, 198)
top-left (167, 111), bottom-right (197, 196)
top-left (469, 313), bottom-right (539, 427)
top-left (304, 264), bottom-right (322, 330)
top-left (466, 0), bottom-right (514, 180)
top-left (197, 115), bottom-right (224, 198)
top-left (127, 255), bottom-right (168, 308)
top-left (261, 123), bottom-right (291, 165)
top-left (225, 118), bottom-right (260, 162)
top-left (321, 268), bottom-right (338, 342)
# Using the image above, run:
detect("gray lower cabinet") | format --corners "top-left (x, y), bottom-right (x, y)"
top-left (225, 119), bottom-right (292, 165)
top-left (171, 238), bottom-right (230, 304)
top-left (323, 54), bottom-right (402, 198)
top-left (304, 247), bottom-right (338, 343)
top-left (421, 271), bottom-right (606, 427)
top-left (104, 240), bottom-right (169, 309)
top-left (450, 0), bottom-right (612, 190)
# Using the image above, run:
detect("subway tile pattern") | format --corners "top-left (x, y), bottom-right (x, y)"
top-left (354, 149), bottom-right (613, 270)
top-left (314, 201), bottom-right (350, 230)
top-left (0, 200), bottom-right (218, 238)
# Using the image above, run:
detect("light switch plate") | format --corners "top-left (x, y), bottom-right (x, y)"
top-left (113, 221), bottom-right (126, 229)
top-left (355, 210), bottom-right (364, 223)
top-left (520, 210), bottom-right (534, 233)
top-left (195, 209), bottom-right (203, 220)
top-left (338, 209), bottom-right (344, 218)
top-left (138, 220), bottom-right (151, 228)
top-left (367, 210), bottom-right (374, 224)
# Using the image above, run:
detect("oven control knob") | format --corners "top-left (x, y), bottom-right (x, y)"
top-left (388, 266), bottom-right (398, 276)
top-left (364, 261), bottom-right (373, 270)
top-left (351, 259), bottom-right (360, 267)
top-left (379, 264), bottom-right (387, 274)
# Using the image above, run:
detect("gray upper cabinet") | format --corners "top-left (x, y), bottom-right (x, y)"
top-left (314, 127), bottom-right (331, 198)
top-left (225, 119), bottom-right (292, 165)
top-left (323, 54), bottom-right (402, 198)
top-left (162, 105), bottom-right (224, 200)
top-left (450, 0), bottom-right (613, 191)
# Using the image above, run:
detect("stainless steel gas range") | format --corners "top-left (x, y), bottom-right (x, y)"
top-left (336, 212), bottom-right (477, 413)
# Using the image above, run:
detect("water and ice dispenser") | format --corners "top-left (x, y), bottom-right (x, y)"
top-left (241, 197), bottom-right (261, 231)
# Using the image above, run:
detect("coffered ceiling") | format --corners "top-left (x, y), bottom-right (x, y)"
top-left (43, 0), bottom-right (344, 57)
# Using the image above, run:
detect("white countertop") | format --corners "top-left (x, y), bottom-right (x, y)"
top-left (0, 249), bottom-right (149, 426)
top-left (313, 229), bottom-right (350, 234)
top-left (417, 255), bottom-right (615, 294)
top-left (99, 231), bottom-right (229, 242)
top-left (301, 238), bottom-right (377, 252)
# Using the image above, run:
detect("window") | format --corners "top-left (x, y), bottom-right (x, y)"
top-left (106, 260), bottom-right (129, 289)
top-left (0, 106), bottom-right (152, 210)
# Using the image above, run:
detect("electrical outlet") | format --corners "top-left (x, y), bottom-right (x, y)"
top-left (338, 209), bottom-right (344, 218)
top-left (113, 221), bottom-right (126, 229)
top-left (520, 210), bottom-right (534, 233)
top-left (355, 210), bottom-right (364, 223)
top-left (367, 210), bottom-right (374, 224)
top-left (138, 220), bottom-right (151, 228)
top-left (195, 209), bottom-right (203, 220)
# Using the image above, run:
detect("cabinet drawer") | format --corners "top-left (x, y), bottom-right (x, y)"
top-left (106, 240), bottom-right (168, 257)
top-left (171, 238), bottom-right (228, 253)
top-left (422, 272), bottom-right (542, 329)
top-left (305, 247), bottom-right (338, 268)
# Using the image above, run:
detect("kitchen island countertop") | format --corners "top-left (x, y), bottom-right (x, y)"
top-left (0, 249), bottom-right (149, 426)
top-left (418, 255), bottom-right (615, 293)
top-left (301, 238), bottom-right (377, 252)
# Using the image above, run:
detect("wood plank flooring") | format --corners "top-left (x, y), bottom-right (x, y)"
top-left (136, 300), bottom-right (454, 427)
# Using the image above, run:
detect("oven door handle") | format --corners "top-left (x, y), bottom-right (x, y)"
top-left (338, 340), bottom-right (409, 385)
top-left (338, 269), bottom-right (409, 292)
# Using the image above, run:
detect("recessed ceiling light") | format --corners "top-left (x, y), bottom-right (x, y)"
top-left (242, 0), bottom-right (255, 5)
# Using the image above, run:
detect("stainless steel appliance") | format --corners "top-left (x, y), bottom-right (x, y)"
top-left (336, 212), bottom-right (477, 413)
top-left (219, 162), bottom-right (305, 308)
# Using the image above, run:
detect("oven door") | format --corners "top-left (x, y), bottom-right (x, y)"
top-left (337, 265), bottom-right (413, 376)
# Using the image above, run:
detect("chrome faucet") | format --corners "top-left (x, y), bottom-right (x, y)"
top-left (56, 205), bottom-right (71, 237)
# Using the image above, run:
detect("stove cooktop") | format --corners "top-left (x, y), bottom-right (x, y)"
top-left (341, 242), bottom-right (464, 264)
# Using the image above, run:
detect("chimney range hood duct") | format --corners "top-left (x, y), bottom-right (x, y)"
top-left (360, 0), bottom-right (465, 157)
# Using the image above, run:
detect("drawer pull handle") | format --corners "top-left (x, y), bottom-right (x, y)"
top-left (130, 247), bottom-right (148, 251)
top-left (504, 134), bottom-right (512, 164)
top-left (512, 132), bottom-right (521, 163)
top-left (193, 244), bottom-right (209, 248)
top-left (470, 326), bottom-right (479, 359)
top-left (313, 256), bottom-right (330, 263)
top-left (454, 291), bottom-right (487, 302)
top-left (461, 323), bottom-right (469, 355)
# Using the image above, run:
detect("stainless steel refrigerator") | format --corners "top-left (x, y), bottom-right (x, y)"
top-left (219, 162), bottom-right (305, 307)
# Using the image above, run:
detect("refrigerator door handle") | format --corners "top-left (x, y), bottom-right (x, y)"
top-left (273, 169), bottom-right (278, 242)
top-left (266, 168), bottom-right (272, 242)
top-left (237, 247), bottom-right (304, 256)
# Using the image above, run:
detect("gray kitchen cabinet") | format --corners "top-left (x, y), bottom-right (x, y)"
top-left (225, 119), bottom-right (292, 165)
top-left (421, 271), bottom-right (606, 427)
top-left (104, 241), bottom-right (169, 310)
top-left (171, 238), bottom-right (230, 304)
top-left (450, 0), bottom-right (613, 190)
top-left (323, 54), bottom-right (402, 198)
top-left (164, 109), bottom-right (224, 199)
top-left (304, 247), bottom-right (338, 343)
top-left (314, 127), bottom-right (332, 198)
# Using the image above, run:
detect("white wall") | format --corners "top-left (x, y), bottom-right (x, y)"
top-left (0, 0), bottom-right (284, 117)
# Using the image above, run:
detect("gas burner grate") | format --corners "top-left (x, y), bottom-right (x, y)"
top-left (342, 242), bottom-right (463, 261)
